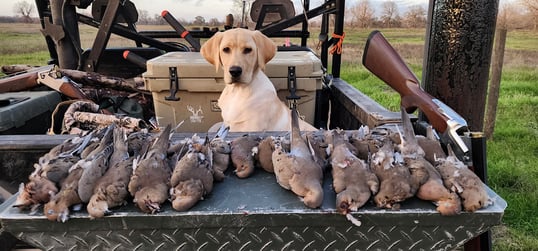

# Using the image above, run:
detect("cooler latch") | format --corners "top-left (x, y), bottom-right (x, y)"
top-left (286, 66), bottom-right (300, 108)
top-left (166, 67), bottom-right (180, 101)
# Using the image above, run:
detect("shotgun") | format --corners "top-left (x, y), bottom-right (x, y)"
top-left (37, 67), bottom-right (88, 100)
top-left (0, 65), bottom-right (54, 93)
top-left (362, 30), bottom-right (470, 160)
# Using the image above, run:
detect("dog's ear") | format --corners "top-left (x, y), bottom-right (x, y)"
top-left (253, 31), bottom-right (276, 70)
top-left (201, 32), bottom-right (223, 72)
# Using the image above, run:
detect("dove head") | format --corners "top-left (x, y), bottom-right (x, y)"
top-left (13, 183), bottom-right (33, 209)
top-left (88, 195), bottom-right (111, 219)
top-left (234, 162), bottom-right (253, 178)
top-left (170, 180), bottom-right (204, 211)
top-left (460, 187), bottom-right (491, 212)
top-left (336, 189), bottom-right (370, 214)
top-left (144, 199), bottom-right (161, 214)
top-left (133, 188), bottom-right (162, 214)
top-left (44, 198), bottom-right (69, 222)
top-left (336, 192), bottom-right (354, 214)
top-left (375, 180), bottom-right (412, 209)
top-left (436, 193), bottom-right (462, 216)
top-left (210, 138), bottom-right (232, 154)
top-left (302, 184), bottom-right (323, 209)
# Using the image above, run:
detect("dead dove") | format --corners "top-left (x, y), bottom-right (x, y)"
top-left (436, 145), bottom-right (492, 212)
top-left (395, 109), bottom-right (430, 197)
top-left (87, 157), bottom-right (134, 218)
top-left (128, 125), bottom-right (172, 214)
top-left (209, 125), bottom-right (231, 181)
top-left (230, 134), bottom-right (260, 178)
top-left (256, 136), bottom-right (276, 173)
top-left (370, 138), bottom-right (415, 210)
top-left (44, 165), bottom-right (84, 222)
top-left (170, 137), bottom-right (214, 211)
top-left (87, 127), bottom-right (133, 218)
top-left (78, 125), bottom-right (114, 203)
top-left (13, 164), bottom-right (58, 212)
top-left (329, 129), bottom-right (379, 214)
top-left (398, 109), bottom-right (461, 215)
top-left (272, 107), bottom-right (323, 208)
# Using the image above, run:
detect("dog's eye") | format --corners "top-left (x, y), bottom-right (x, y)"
top-left (222, 47), bottom-right (230, 53)
top-left (243, 48), bottom-right (252, 54)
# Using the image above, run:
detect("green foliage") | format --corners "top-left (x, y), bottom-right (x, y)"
top-left (487, 65), bottom-right (538, 246)
top-left (0, 51), bottom-right (50, 66)
top-left (504, 30), bottom-right (538, 51)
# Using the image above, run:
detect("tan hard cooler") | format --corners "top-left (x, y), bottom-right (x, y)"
top-left (143, 51), bottom-right (323, 132)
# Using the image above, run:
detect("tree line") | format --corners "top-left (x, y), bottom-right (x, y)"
top-left (6, 0), bottom-right (538, 31)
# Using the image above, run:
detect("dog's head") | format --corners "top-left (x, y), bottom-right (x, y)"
top-left (201, 28), bottom-right (276, 85)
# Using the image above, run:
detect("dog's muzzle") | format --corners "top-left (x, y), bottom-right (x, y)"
top-left (229, 66), bottom-right (242, 78)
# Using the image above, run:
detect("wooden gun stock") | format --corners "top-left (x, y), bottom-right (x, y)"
top-left (362, 30), bottom-right (448, 133)
top-left (57, 78), bottom-right (88, 100)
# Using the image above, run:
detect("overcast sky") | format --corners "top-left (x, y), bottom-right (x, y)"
top-left (2, 0), bottom-right (430, 21)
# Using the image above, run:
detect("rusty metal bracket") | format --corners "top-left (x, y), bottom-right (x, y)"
top-left (82, 0), bottom-right (122, 72)
top-left (40, 17), bottom-right (65, 44)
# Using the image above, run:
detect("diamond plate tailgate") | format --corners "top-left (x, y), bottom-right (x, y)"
top-left (0, 169), bottom-right (505, 251)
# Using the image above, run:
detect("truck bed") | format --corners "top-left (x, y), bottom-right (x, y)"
top-left (0, 165), bottom-right (506, 251)
top-left (0, 79), bottom-right (506, 250)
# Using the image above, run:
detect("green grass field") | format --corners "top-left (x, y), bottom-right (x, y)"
top-left (1, 23), bottom-right (537, 250)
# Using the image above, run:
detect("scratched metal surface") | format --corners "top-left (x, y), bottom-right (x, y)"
top-left (0, 170), bottom-right (506, 251)
top-left (423, 0), bottom-right (499, 130)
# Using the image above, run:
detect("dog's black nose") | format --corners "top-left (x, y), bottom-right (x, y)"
top-left (229, 66), bottom-right (242, 78)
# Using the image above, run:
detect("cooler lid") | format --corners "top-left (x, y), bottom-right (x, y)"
top-left (143, 51), bottom-right (323, 79)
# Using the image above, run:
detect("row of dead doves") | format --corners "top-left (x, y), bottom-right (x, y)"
top-left (13, 108), bottom-right (492, 223)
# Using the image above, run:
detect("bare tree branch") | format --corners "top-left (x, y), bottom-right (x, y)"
top-left (13, 0), bottom-right (34, 23)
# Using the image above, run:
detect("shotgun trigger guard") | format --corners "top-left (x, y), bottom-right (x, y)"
top-left (431, 99), bottom-right (471, 162)
top-left (439, 119), bottom-right (472, 164)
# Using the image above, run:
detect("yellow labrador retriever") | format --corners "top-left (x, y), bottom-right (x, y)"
top-left (201, 28), bottom-right (316, 132)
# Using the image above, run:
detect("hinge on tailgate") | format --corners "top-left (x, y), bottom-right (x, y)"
top-left (286, 66), bottom-right (300, 109)
top-left (165, 67), bottom-right (180, 101)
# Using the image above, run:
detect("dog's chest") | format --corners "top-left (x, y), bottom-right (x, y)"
top-left (218, 82), bottom-right (279, 122)
top-left (219, 86), bottom-right (254, 119)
